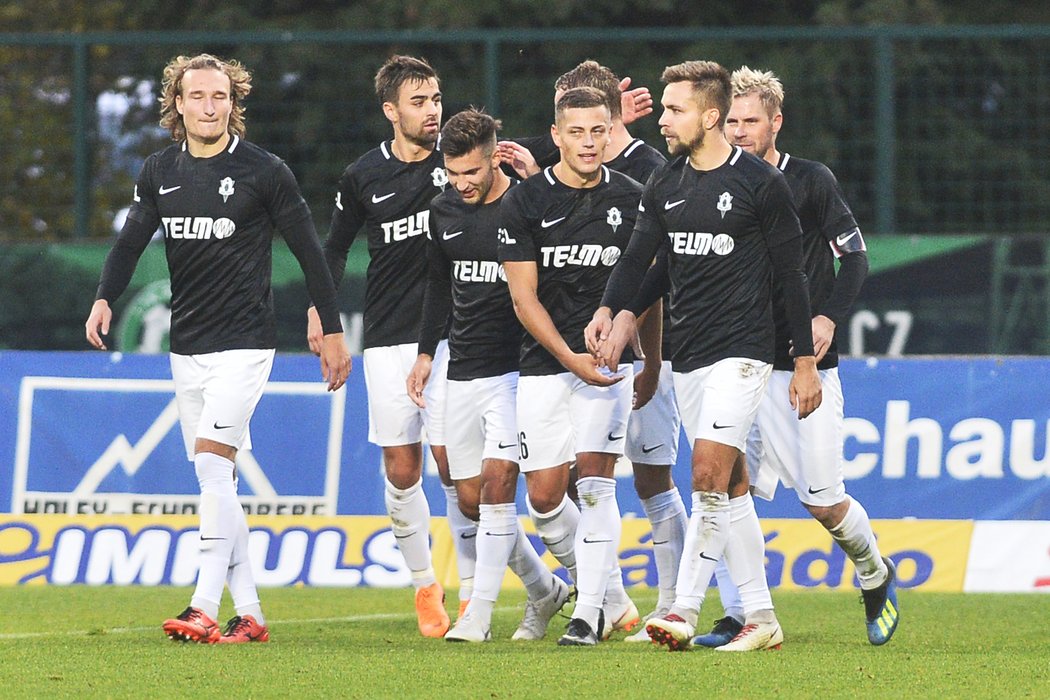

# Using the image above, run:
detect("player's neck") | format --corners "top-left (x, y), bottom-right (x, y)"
top-left (483, 171), bottom-right (511, 205)
top-left (186, 131), bottom-right (231, 159)
top-left (763, 147), bottom-right (781, 168)
top-left (390, 133), bottom-right (435, 163)
top-left (687, 132), bottom-right (733, 172)
top-left (602, 121), bottom-right (633, 163)
top-left (553, 160), bottom-right (602, 189)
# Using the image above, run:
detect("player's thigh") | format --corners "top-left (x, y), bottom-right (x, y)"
top-left (422, 339), bottom-right (449, 446)
top-left (516, 373), bottom-right (574, 473)
top-left (571, 364), bottom-right (634, 457)
top-left (198, 349), bottom-right (274, 454)
top-left (674, 357), bottom-right (771, 452)
top-left (625, 360), bottom-right (681, 465)
top-left (445, 372), bottom-right (518, 481)
top-left (363, 343), bottom-right (424, 447)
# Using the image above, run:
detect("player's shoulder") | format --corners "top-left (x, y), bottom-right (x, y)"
top-left (779, 152), bottom-right (838, 185)
top-left (430, 186), bottom-right (467, 215)
top-left (622, 139), bottom-right (667, 165)
top-left (230, 137), bottom-right (286, 170)
top-left (606, 166), bottom-right (644, 195)
top-left (345, 141), bottom-right (393, 174)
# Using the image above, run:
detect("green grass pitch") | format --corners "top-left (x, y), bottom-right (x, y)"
top-left (0, 585), bottom-right (1047, 698)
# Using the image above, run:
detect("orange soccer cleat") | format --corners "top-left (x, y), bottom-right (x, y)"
top-left (415, 582), bottom-right (451, 638)
top-left (162, 606), bottom-right (221, 644)
top-left (217, 615), bottom-right (270, 644)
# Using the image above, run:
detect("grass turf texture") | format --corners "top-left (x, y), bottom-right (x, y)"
top-left (0, 586), bottom-right (1046, 698)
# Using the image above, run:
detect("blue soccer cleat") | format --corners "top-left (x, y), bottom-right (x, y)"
top-left (862, 556), bottom-right (900, 645)
top-left (691, 616), bottom-right (744, 649)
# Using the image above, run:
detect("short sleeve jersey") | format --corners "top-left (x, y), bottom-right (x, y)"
top-left (123, 136), bottom-right (313, 355)
top-left (633, 147), bottom-right (802, 372)
top-left (428, 183), bottom-right (522, 381)
top-left (325, 141), bottom-right (449, 349)
top-left (499, 165), bottom-right (642, 376)
top-left (774, 153), bottom-right (860, 371)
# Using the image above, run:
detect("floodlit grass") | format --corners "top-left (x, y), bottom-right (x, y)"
top-left (0, 585), bottom-right (1047, 698)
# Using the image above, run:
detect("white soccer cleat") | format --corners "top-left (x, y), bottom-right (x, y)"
top-left (601, 598), bottom-right (640, 640)
top-left (512, 576), bottom-right (571, 641)
top-left (444, 609), bottom-right (491, 643)
top-left (645, 613), bottom-right (695, 652)
top-left (715, 619), bottom-right (784, 652)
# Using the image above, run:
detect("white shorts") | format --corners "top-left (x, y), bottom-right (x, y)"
top-left (516, 365), bottom-right (634, 473)
top-left (747, 367), bottom-right (847, 506)
top-left (673, 357), bottom-right (772, 452)
top-left (363, 340), bottom-right (448, 447)
top-left (625, 360), bottom-right (681, 465)
top-left (170, 349), bottom-right (275, 461)
top-left (445, 372), bottom-right (520, 481)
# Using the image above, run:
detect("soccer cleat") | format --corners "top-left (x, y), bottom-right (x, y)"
top-left (512, 576), bottom-right (571, 641)
top-left (716, 619), bottom-right (783, 652)
top-left (217, 615), bottom-right (269, 644)
top-left (457, 599), bottom-right (469, 622)
top-left (601, 598), bottom-right (640, 640)
top-left (557, 616), bottom-right (601, 647)
top-left (692, 616), bottom-right (745, 648)
top-left (162, 606), bottom-right (221, 644)
top-left (863, 557), bottom-right (900, 646)
top-left (444, 610), bottom-right (491, 643)
top-left (624, 608), bottom-right (669, 643)
top-left (415, 582), bottom-right (451, 638)
top-left (646, 613), bottom-right (695, 652)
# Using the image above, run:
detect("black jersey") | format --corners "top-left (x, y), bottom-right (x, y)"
top-left (603, 146), bottom-right (811, 372)
top-left (774, 153), bottom-right (860, 371)
top-left (420, 182), bottom-right (522, 381)
top-left (499, 165), bottom-right (642, 376)
top-left (98, 136), bottom-right (341, 356)
top-left (324, 141), bottom-right (449, 349)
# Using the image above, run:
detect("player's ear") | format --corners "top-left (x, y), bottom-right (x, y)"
top-left (703, 107), bottom-right (722, 131)
top-left (381, 101), bottom-right (398, 125)
top-left (550, 122), bottom-right (561, 148)
top-left (771, 111), bottom-right (783, 137)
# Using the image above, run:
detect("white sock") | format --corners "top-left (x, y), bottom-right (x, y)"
top-left (190, 452), bottom-right (239, 620)
top-left (443, 484), bottom-right (477, 602)
top-left (527, 494), bottom-right (579, 583)
top-left (713, 558), bottom-right (743, 623)
top-left (671, 491), bottom-right (730, 627)
top-left (384, 478), bottom-right (435, 588)
top-left (641, 488), bottom-right (687, 612)
top-left (474, 503), bottom-right (518, 605)
top-left (571, 477), bottom-right (619, 629)
top-left (506, 518), bottom-right (553, 600)
top-left (226, 481), bottom-right (264, 625)
top-left (723, 493), bottom-right (773, 615)
top-left (829, 496), bottom-right (888, 589)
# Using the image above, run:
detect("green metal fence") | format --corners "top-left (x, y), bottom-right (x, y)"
top-left (2, 25), bottom-right (1050, 241)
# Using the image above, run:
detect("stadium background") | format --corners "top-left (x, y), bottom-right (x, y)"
top-left (0, 11), bottom-right (1048, 596)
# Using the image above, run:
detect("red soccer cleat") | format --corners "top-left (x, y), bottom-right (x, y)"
top-left (163, 606), bottom-right (221, 644)
top-left (217, 615), bottom-right (270, 644)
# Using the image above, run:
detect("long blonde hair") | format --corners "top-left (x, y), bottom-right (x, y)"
top-left (159, 54), bottom-right (252, 141)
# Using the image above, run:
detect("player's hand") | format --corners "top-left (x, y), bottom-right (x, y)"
top-left (811, 315), bottom-right (836, 364)
top-left (320, 332), bottom-right (351, 392)
top-left (620, 76), bottom-right (653, 126)
top-left (85, 299), bottom-right (112, 351)
top-left (497, 141), bottom-right (539, 179)
top-left (633, 362), bottom-right (659, 410)
top-left (584, 307), bottom-right (614, 357)
top-left (406, 354), bottom-right (433, 409)
top-left (562, 352), bottom-right (623, 387)
top-left (789, 356), bottom-right (823, 419)
top-left (596, 310), bottom-right (637, 369)
top-left (306, 306), bottom-right (323, 357)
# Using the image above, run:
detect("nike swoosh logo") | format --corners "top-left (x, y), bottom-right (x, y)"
top-left (808, 485), bottom-right (832, 494)
top-left (712, 422), bottom-right (734, 430)
top-left (213, 422), bottom-right (235, 430)
top-left (541, 216), bottom-right (566, 228)
top-left (641, 444), bottom-right (663, 454)
top-left (836, 230), bottom-right (858, 246)
top-left (371, 192), bottom-right (396, 203)
top-left (199, 536), bottom-right (226, 541)
top-left (607, 432), bottom-right (624, 441)
top-left (459, 532), bottom-right (477, 540)
top-left (497, 442), bottom-right (516, 450)
top-left (158, 185), bottom-right (181, 195)
top-left (582, 537), bottom-right (612, 544)
top-left (443, 230), bottom-right (464, 240)
top-left (483, 531), bottom-right (516, 537)
top-left (651, 539), bottom-right (669, 545)
top-left (664, 199), bottom-right (685, 210)
top-left (699, 551), bottom-right (718, 562)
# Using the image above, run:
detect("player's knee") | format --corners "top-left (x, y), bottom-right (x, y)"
top-left (805, 501), bottom-right (844, 530)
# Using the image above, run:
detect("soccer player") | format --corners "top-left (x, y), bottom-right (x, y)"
top-left (85, 53), bottom-right (351, 644)
top-left (589, 60), bottom-right (822, 652)
top-left (692, 65), bottom-right (897, 647)
top-left (308, 55), bottom-right (474, 637)
top-left (406, 109), bottom-right (570, 642)
top-left (545, 60), bottom-right (686, 643)
top-left (499, 86), bottom-right (645, 646)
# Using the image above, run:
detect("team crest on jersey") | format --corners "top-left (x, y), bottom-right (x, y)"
top-left (717, 191), bottom-right (733, 219)
top-left (606, 207), bottom-right (622, 232)
top-left (219, 177), bottom-right (235, 203)
top-left (431, 167), bottom-right (448, 190)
